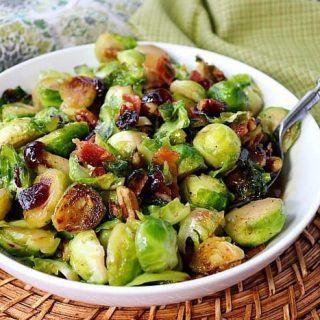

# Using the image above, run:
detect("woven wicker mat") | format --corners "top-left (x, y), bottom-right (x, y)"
top-left (0, 210), bottom-right (320, 320)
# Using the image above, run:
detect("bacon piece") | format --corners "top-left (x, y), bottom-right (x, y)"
top-left (91, 167), bottom-right (106, 177)
top-left (156, 56), bottom-right (175, 85)
top-left (73, 139), bottom-right (114, 167)
top-left (189, 70), bottom-right (211, 90)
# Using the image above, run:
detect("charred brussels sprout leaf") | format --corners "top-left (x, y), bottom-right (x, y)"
top-left (181, 174), bottom-right (231, 211)
top-left (135, 218), bottom-right (179, 273)
top-left (69, 230), bottom-right (108, 284)
top-left (178, 208), bottom-right (224, 254)
top-left (52, 183), bottom-right (106, 232)
top-left (107, 223), bottom-right (141, 286)
top-left (224, 198), bottom-right (285, 247)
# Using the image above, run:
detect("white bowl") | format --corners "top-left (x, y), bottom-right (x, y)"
top-left (0, 43), bottom-right (320, 307)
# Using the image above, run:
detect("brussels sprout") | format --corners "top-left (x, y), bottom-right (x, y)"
top-left (172, 64), bottom-right (189, 80)
top-left (170, 80), bottom-right (206, 102)
top-left (148, 198), bottom-right (191, 225)
top-left (33, 107), bottom-right (68, 133)
top-left (117, 49), bottom-right (145, 66)
top-left (178, 208), bottom-right (224, 254)
top-left (38, 122), bottom-right (89, 157)
top-left (107, 222), bottom-right (141, 286)
top-left (103, 85), bottom-right (134, 110)
top-left (0, 188), bottom-right (12, 220)
top-left (181, 174), bottom-right (231, 211)
top-left (224, 198), bottom-right (285, 247)
top-left (74, 64), bottom-right (94, 77)
top-left (136, 137), bottom-right (161, 163)
top-left (208, 80), bottom-right (247, 112)
top-left (40, 151), bottom-right (70, 175)
top-left (258, 107), bottom-right (301, 153)
top-left (95, 33), bottom-right (136, 62)
top-left (32, 70), bottom-right (69, 108)
top-left (135, 218), bottom-right (179, 273)
top-left (52, 183), bottom-right (106, 232)
top-left (23, 169), bottom-right (69, 228)
top-left (0, 118), bottom-right (42, 148)
top-left (31, 258), bottom-right (80, 281)
top-left (69, 230), bottom-right (108, 284)
top-left (171, 144), bottom-right (206, 177)
top-left (155, 101), bottom-right (190, 138)
top-left (229, 74), bottom-right (263, 115)
top-left (0, 145), bottom-right (31, 193)
top-left (190, 237), bottom-right (245, 274)
top-left (126, 270), bottom-right (190, 286)
top-left (108, 131), bottom-right (147, 158)
top-left (169, 129), bottom-right (187, 145)
top-left (0, 225), bottom-right (60, 257)
top-left (0, 86), bottom-right (31, 108)
top-left (69, 152), bottom-right (124, 190)
top-left (193, 123), bottom-right (241, 172)
top-left (2, 103), bottom-right (39, 122)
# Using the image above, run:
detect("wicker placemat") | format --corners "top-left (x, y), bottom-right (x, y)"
top-left (0, 210), bottom-right (319, 320)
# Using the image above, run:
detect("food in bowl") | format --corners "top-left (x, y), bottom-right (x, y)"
top-left (0, 33), bottom-right (300, 287)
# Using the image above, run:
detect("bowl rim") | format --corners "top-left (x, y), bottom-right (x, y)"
top-left (0, 41), bottom-right (320, 299)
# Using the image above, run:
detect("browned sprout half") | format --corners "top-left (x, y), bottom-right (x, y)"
top-left (59, 76), bottom-right (96, 115)
top-left (52, 184), bottom-right (106, 232)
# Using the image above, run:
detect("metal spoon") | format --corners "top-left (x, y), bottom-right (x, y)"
top-left (268, 79), bottom-right (320, 188)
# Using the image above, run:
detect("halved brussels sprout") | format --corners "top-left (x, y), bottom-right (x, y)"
top-left (107, 222), bottom-right (141, 286)
top-left (224, 198), bottom-right (285, 247)
top-left (148, 198), bottom-right (191, 225)
top-left (23, 169), bottom-right (69, 228)
top-left (171, 144), bottom-right (206, 178)
top-left (103, 85), bottom-right (134, 109)
top-left (31, 258), bottom-right (80, 281)
top-left (69, 230), bottom-right (108, 284)
top-left (135, 218), bottom-right (179, 273)
top-left (38, 122), bottom-right (89, 157)
top-left (95, 33), bottom-right (136, 62)
top-left (126, 270), bottom-right (190, 286)
top-left (0, 188), bottom-right (12, 220)
top-left (178, 208), bottom-right (224, 254)
top-left (74, 64), bottom-right (94, 77)
top-left (136, 137), bottom-right (161, 164)
top-left (181, 174), bottom-right (231, 211)
top-left (2, 103), bottom-right (39, 122)
top-left (0, 118), bottom-right (42, 148)
top-left (170, 80), bottom-right (206, 102)
top-left (258, 107), bottom-right (301, 153)
top-left (190, 237), bottom-right (244, 274)
top-left (33, 107), bottom-right (68, 133)
top-left (0, 225), bottom-right (60, 257)
top-left (108, 131), bottom-right (147, 158)
top-left (193, 123), bottom-right (241, 172)
top-left (41, 151), bottom-right (70, 175)
top-left (52, 183), bottom-right (106, 232)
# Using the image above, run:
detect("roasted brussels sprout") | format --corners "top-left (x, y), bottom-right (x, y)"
top-left (171, 144), bottom-right (206, 177)
top-left (190, 237), bottom-right (244, 274)
top-left (2, 103), bottom-right (39, 122)
top-left (135, 218), bottom-right (179, 273)
top-left (178, 208), bottom-right (224, 254)
top-left (117, 49), bottom-right (145, 66)
top-left (126, 270), bottom-right (190, 286)
top-left (22, 169), bottom-right (69, 228)
top-left (107, 222), bottom-right (141, 286)
top-left (74, 64), bottom-right (94, 77)
top-left (95, 33), bottom-right (136, 62)
top-left (0, 225), bottom-right (60, 257)
top-left (258, 106), bottom-right (301, 153)
top-left (52, 183), bottom-right (106, 232)
top-left (181, 174), bottom-right (231, 211)
top-left (108, 131), bottom-right (147, 158)
top-left (38, 122), bottom-right (89, 157)
top-left (0, 188), bottom-right (12, 220)
top-left (224, 198), bottom-right (285, 247)
top-left (170, 80), bottom-right (206, 102)
top-left (193, 123), bottom-right (241, 172)
top-left (69, 230), bottom-right (108, 284)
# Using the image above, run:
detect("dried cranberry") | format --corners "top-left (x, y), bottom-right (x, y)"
top-left (24, 141), bottom-right (46, 169)
top-left (18, 183), bottom-right (50, 210)
top-left (13, 165), bottom-right (22, 188)
top-left (127, 169), bottom-right (149, 196)
top-left (92, 77), bottom-right (106, 108)
top-left (197, 99), bottom-right (226, 117)
top-left (116, 110), bottom-right (139, 130)
top-left (141, 88), bottom-right (172, 105)
top-left (189, 70), bottom-right (211, 90)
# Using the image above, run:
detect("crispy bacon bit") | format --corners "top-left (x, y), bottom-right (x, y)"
top-left (73, 138), bottom-right (114, 167)
top-left (75, 109), bottom-right (98, 128)
top-left (91, 167), bottom-right (106, 177)
top-left (197, 99), bottom-right (226, 117)
top-left (156, 55), bottom-right (175, 85)
top-left (127, 169), bottom-right (149, 196)
top-left (18, 183), bottom-right (50, 210)
top-left (116, 186), bottom-right (139, 220)
top-left (189, 70), bottom-right (211, 90)
top-left (212, 67), bottom-right (226, 82)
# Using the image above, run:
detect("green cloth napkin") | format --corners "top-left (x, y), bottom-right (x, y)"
top-left (130, 0), bottom-right (320, 123)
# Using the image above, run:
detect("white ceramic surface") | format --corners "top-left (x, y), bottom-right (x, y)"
top-left (0, 43), bottom-right (320, 307)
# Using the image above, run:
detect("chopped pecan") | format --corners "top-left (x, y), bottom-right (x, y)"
top-left (116, 186), bottom-right (139, 220)
top-left (75, 109), bottom-right (98, 128)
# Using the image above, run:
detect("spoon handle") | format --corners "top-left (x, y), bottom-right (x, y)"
top-left (279, 79), bottom-right (320, 136)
